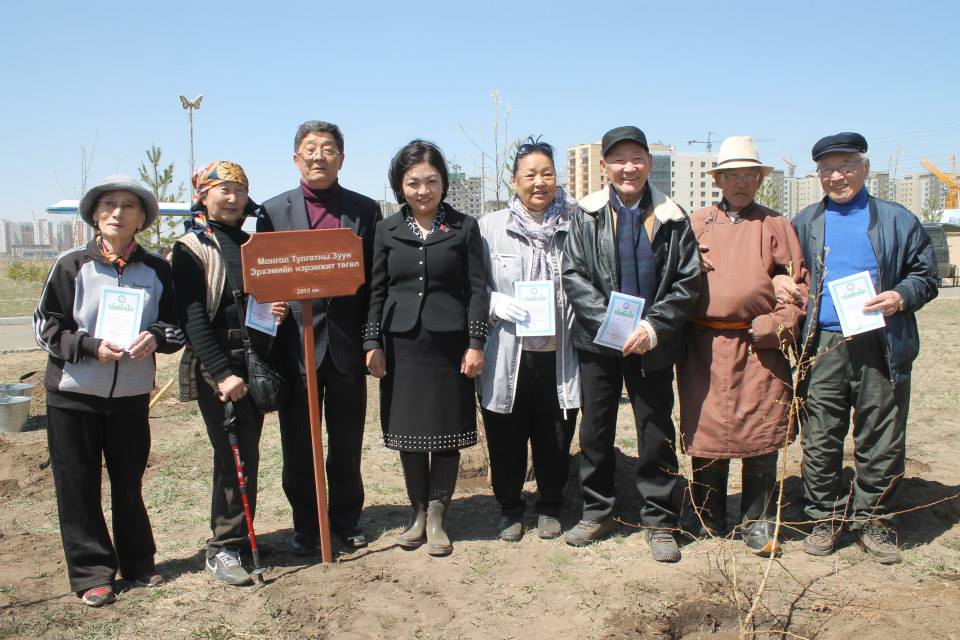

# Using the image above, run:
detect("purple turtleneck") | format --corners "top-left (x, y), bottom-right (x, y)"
top-left (300, 179), bottom-right (343, 230)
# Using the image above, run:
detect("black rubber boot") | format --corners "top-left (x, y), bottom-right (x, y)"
top-left (426, 451), bottom-right (459, 557)
top-left (426, 500), bottom-right (452, 556)
top-left (398, 502), bottom-right (427, 549)
top-left (399, 453), bottom-right (429, 549)
top-left (740, 471), bottom-right (782, 557)
top-left (691, 458), bottom-right (729, 537)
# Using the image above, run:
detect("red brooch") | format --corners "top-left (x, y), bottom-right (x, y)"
top-left (439, 223), bottom-right (450, 233)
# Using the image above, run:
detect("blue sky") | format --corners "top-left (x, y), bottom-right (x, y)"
top-left (1, 0), bottom-right (957, 221)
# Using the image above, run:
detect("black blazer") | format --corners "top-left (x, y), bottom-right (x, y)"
top-left (257, 184), bottom-right (382, 375)
top-left (362, 205), bottom-right (488, 351)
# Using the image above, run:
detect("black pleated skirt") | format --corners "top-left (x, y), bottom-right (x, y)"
top-left (380, 323), bottom-right (477, 451)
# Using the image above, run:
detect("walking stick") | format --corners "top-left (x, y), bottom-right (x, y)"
top-left (223, 400), bottom-right (267, 585)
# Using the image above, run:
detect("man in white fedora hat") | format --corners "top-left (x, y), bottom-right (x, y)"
top-left (677, 135), bottom-right (809, 556)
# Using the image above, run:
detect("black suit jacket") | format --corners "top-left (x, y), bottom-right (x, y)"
top-left (362, 206), bottom-right (489, 351)
top-left (257, 184), bottom-right (382, 375)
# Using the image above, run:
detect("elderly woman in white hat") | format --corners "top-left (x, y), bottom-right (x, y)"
top-left (35, 175), bottom-right (183, 606)
top-left (677, 137), bottom-right (809, 556)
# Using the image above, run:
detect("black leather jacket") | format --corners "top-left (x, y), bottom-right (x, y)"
top-left (561, 186), bottom-right (701, 371)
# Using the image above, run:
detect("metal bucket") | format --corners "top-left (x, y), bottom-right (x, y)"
top-left (0, 397), bottom-right (32, 433)
top-left (0, 383), bottom-right (34, 398)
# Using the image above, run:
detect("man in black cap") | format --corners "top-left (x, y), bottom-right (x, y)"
top-left (561, 126), bottom-right (700, 560)
top-left (791, 132), bottom-right (938, 564)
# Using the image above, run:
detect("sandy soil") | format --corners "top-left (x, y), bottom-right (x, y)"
top-left (1, 299), bottom-right (959, 639)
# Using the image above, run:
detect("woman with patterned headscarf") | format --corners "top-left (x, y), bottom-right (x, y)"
top-left (171, 161), bottom-right (289, 585)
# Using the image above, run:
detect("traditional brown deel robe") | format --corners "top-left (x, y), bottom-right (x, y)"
top-left (678, 202), bottom-right (809, 459)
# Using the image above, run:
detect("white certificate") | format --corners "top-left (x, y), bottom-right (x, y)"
top-left (245, 295), bottom-right (279, 337)
top-left (513, 280), bottom-right (556, 337)
top-left (827, 271), bottom-right (886, 337)
top-left (593, 292), bottom-right (646, 350)
top-left (94, 286), bottom-right (145, 350)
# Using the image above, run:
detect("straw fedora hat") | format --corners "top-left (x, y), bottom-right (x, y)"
top-left (706, 136), bottom-right (774, 176)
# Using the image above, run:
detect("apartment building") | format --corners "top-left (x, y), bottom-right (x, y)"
top-left (566, 142), bottom-right (606, 201)
top-left (447, 164), bottom-right (483, 218)
top-left (896, 173), bottom-right (946, 215)
top-left (670, 152), bottom-right (721, 212)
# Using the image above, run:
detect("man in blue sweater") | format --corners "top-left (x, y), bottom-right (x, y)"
top-left (791, 133), bottom-right (938, 564)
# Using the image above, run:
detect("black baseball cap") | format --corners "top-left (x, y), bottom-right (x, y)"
top-left (811, 132), bottom-right (868, 161)
top-left (601, 126), bottom-right (649, 157)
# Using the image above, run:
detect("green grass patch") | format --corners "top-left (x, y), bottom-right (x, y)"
top-left (0, 259), bottom-right (48, 317)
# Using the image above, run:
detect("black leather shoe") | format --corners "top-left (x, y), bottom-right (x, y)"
top-left (497, 515), bottom-right (524, 542)
top-left (333, 527), bottom-right (368, 549)
top-left (290, 532), bottom-right (319, 556)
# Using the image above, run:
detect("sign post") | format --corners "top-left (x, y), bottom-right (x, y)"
top-left (242, 228), bottom-right (365, 563)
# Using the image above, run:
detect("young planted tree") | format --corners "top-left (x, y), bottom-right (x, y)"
top-left (755, 174), bottom-right (782, 212)
top-left (921, 190), bottom-right (943, 223)
top-left (138, 145), bottom-right (185, 253)
top-left (459, 90), bottom-right (520, 214)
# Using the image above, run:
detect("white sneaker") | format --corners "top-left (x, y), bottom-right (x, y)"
top-left (205, 550), bottom-right (252, 586)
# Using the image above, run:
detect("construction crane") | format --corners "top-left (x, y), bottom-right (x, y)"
top-left (782, 157), bottom-right (796, 177)
top-left (921, 156), bottom-right (959, 209)
top-left (688, 131), bottom-right (716, 152)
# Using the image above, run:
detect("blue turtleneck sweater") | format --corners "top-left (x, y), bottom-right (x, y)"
top-left (819, 188), bottom-right (878, 331)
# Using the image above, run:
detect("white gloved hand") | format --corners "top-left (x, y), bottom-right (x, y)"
top-left (493, 295), bottom-right (529, 323)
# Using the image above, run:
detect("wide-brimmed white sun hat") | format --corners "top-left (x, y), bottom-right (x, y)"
top-left (706, 136), bottom-right (774, 176)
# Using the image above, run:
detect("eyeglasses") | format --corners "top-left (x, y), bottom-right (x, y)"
top-left (816, 159), bottom-right (864, 177)
top-left (297, 146), bottom-right (341, 161)
top-left (719, 171), bottom-right (761, 184)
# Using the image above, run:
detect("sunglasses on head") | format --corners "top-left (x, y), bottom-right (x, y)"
top-left (516, 136), bottom-right (554, 159)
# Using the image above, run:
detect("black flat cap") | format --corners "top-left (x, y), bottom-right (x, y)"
top-left (601, 126), bottom-right (648, 156)
top-left (812, 132), bottom-right (868, 161)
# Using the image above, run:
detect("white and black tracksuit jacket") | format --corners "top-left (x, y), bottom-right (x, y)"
top-left (34, 240), bottom-right (184, 411)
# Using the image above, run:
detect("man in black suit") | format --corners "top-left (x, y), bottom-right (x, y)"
top-left (258, 120), bottom-right (382, 551)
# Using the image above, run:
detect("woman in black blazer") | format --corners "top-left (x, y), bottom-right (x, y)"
top-left (364, 140), bottom-right (488, 556)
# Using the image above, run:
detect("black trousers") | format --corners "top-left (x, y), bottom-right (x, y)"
top-left (577, 349), bottom-right (680, 527)
top-left (197, 373), bottom-right (264, 557)
top-left (799, 330), bottom-right (909, 528)
top-left (482, 350), bottom-right (577, 517)
top-left (278, 353), bottom-right (366, 535)
top-left (47, 402), bottom-right (156, 594)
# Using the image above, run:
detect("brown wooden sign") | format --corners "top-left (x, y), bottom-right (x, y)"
top-left (241, 228), bottom-right (365, 303)
top-left (239, 227), bottom-right (367, 564)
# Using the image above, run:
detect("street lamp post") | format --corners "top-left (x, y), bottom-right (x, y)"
top-left (179, 94), bottom-right (203, 198)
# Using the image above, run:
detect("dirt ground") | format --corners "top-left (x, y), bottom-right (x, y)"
top-left (1, 299), bottom-right (959, 640)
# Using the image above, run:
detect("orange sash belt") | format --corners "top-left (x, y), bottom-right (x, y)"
top-left (689, 317), bottom-right (751, 330)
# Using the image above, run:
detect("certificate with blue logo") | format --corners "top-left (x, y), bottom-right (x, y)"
top-left (827, 271), bottom-right (885, 337)
top-left (245, 295), bottom-right (279, 337)
top-left (94, 286), bottom-right (145, 350)
top-left (593, 292), bottom-right (645, 350)
top-left (514, 280), bottom-right (555, 337)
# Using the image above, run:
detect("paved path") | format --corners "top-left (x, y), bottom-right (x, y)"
top-left (0, 317), bottom-right (37, 352)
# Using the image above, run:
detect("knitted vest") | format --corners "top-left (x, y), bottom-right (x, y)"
top-left (175, 232), bottom-right (227, 401)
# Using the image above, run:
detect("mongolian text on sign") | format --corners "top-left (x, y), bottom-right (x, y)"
top-left (241, 228), bottom-right (365, 303)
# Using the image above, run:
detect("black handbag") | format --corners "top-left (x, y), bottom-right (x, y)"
top-left (222, 263), bottom-right (289, 414)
